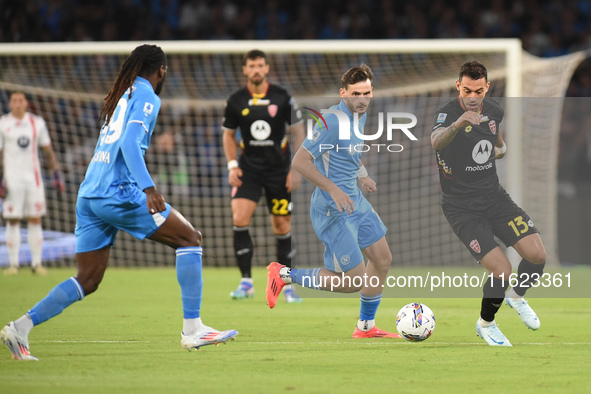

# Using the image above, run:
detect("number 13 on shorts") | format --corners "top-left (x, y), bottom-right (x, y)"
top-left (508, 215), bottom-right (529, 237)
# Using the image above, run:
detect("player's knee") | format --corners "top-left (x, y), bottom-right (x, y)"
top-left (526, 249), bottom-right (546, 265)
top-left (493, 267), bottom-right (512, 280)
top-left (273, 221), bottom-right (291, 235)
top-left (233, 216), bottom-right (250, 228)
top-left (184, 229), bottom-right (202, 247)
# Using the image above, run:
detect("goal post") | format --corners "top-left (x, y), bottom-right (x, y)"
top-left (0, 39), bottom-right (583, 269)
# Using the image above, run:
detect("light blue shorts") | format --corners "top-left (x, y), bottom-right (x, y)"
top-left (310, 203), bottom-right (387, 273)
top-left (75, 184), bottom-right (171, 253)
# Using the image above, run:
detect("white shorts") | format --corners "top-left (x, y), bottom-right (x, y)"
top-left (2, 185), bottom-right (46, 219)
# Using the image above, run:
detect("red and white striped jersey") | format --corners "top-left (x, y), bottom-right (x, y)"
top-left (0, 112), bottom-right (51, 189)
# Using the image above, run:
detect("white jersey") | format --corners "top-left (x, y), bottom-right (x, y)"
top-left (0, 112), bottom-right (51, 189)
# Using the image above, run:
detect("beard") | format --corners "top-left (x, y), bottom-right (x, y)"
top-left (250, 74), bottom-right (264, 86)
top-left (155, 74), bottom-right (166, 95)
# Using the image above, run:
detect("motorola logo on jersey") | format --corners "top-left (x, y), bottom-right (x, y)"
top-left (472, 140), bottom-right (492, 164)
top-left (249, 120), bottom-right (274, 146)
top-left (17, 135), bottom-right (30, 148)
top-left (250, 120), bottom-right (271, 140)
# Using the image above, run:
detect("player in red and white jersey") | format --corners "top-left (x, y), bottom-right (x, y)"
top-left (0, 91), bottom-right (64, 275)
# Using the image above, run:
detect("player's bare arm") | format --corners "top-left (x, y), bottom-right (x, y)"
top-left (287, 121), bottom-right (305, 192)
top-left (292, 147), bottom-right (354, 214)
top-left (431, 111), bottom-right (481, 150)
top-left (495, 133), bottom-right (507, 159)
top-left (222, 128), bottom-right (242, 187)
top-left (358, 160), bottom-right (377, 193)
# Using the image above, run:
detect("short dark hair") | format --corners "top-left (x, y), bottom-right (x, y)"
top-left (243, 49), bottom-right (266, 65)
top-left (341, 63), bottom-right (373, 90)
top-left (459, 61), bottom-right (488, 82)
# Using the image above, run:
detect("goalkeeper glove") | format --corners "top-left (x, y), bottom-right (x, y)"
top-left (0, 173), bottom-right (5, 199)
top-left (53, 169), bottom-right (65, 193)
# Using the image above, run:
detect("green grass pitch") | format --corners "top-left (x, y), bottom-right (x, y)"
top-left (1, 267), bottom-right (590, 393)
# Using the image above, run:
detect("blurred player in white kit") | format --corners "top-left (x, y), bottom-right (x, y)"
top-left (0, 91), bottom-right (64, 275)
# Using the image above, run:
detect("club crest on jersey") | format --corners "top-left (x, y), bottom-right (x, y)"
top-left (268, 104), bottom-right (278, 118)
top-left (489, 120), bottom-right (496, 134)
top-left (469, 239), bottom-right (481, 253)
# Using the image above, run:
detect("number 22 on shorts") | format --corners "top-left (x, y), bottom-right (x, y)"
top-left (508, 215), bottom-right (529, 237)
top-left (271, 198), bottom-right (289, 215)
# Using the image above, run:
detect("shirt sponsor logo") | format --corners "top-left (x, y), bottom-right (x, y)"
top-left (248, 98), bottom-right (270, 106)
top-left (17, 136), bottom-right (30, 148)
top-left (472, 140), bottom-right (493, 164)
top-left (250, 120), bottom-right (271, 141)
top-left (465, 162), bottom-right (493, 171)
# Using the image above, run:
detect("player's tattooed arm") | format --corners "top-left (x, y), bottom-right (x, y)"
top-left (431, 111), bottom-right (481, 150)
top-left (431, 122), bottom-right (459, 150)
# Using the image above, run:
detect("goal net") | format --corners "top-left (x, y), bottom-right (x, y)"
top-left (0, 40), bottom-right (583, 268)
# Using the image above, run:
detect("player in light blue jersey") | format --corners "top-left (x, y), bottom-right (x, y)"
top-left (266, 64), bottom-right (401, 339)
top-left (1, 45), bottom-right (237, 361)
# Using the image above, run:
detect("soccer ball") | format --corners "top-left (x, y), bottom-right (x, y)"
top-left (395, 302), bottom-right (436, 341)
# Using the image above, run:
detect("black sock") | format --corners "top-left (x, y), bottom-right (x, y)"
top-left (481, 277), bottom-right (509, 322)
top-left (276, 232), bottom-right (295, 268)
top-left (514, 259), bottom-right (546, 297)
top-left (233, 226), bottom-right (253, 278)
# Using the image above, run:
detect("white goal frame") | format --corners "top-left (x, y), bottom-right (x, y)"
top-left (0, 38), bottom-right (525, 203)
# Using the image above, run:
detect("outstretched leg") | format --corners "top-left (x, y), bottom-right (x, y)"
top-left (1, 247), bottom-right (110, 361)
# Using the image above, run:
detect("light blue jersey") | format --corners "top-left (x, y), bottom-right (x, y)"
top-left (79, 76), bottom-right (161, 198)
top-left (301, 99), bottom-right (386, 272)
top-left (75, 76), bottom-right (170, 253)
top-left (302, 100), bottom-right (368, 216)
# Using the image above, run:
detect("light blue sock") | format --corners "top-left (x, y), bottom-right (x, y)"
top-left (176, 246), bottom-right (203, 319)
top-left (359, 292), bottom-right (382, 321)
top-left (28, 277), bottom-right (85, 326)
top-left (290, 268), bottom-right (322, 290)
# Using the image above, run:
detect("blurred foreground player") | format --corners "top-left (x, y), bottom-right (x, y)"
top-left (1, 44), bottom-right (237, 360)
top-left (431, 61), bottom-right (547, 346)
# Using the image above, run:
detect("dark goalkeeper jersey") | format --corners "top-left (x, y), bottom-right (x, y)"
top-left (222, 83), bottom-right (302, 173)
top-left (432, 97), bottom-right (504, 198)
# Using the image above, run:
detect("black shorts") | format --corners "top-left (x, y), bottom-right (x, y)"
top-left (232, 169), bottom-right (291, 216)
top-left (441, 187), bottom-right (539, 260)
